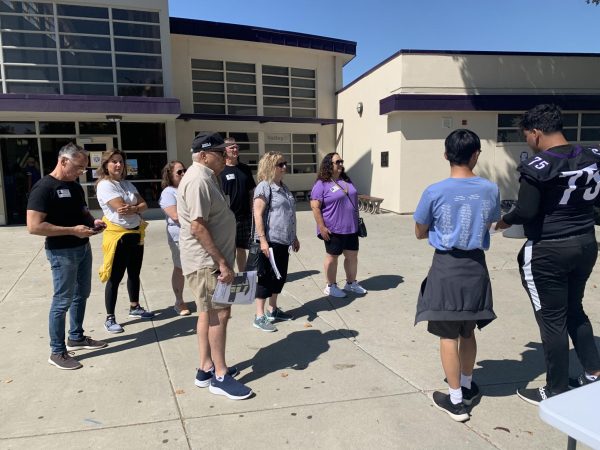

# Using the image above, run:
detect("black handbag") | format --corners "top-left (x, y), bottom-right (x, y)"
top-left (357, 217), bottom-right (367, 238)
top-left (245, 187), bottom-right (272, 276)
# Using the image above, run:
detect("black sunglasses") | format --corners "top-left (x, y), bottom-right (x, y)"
top-left (276, 161), bottom-right (288, 168)
top-left (176, 169), bottom-right (186, 175)
top-left (334, 160), bottom-right (344, 165)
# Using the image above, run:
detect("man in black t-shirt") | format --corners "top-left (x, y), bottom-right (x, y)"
top-left (27, 143), bottom-right (107, 370)
top-left (497, 104), bottom-right (600, 404)
top-left (219, 137), bottom-right (257, 271)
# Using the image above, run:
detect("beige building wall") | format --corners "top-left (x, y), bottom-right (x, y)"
top-left (336, 56), bottom-right (404, 212)
top-left (398, 53), bottom-right (600, 95)
top-left (170, 34), bottom-right (348, 190)
top-left (338, 52), bottom-right (600, 213)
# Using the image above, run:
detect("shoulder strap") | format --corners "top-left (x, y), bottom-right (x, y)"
top-left (333, 179), bottom-right (359, 212)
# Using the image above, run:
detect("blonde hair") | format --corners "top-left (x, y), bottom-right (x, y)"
top-left (257, 151), bottom-right (283, 183)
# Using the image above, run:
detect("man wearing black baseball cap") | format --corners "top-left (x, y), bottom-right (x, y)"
top-left (177, 132), bottom-right (252, 400)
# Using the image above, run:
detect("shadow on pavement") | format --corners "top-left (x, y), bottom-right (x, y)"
top-left (285, 295), bottom-right (362, 322)
top-left (75, 309), bottom-right (197, 361)
top-left (473, 339), bottom-right (600, 397)
top-left (235, 328), bottom-right (359, 384)
top-left (286, 269), bottom-right (320, 282)
top-left (359, 274), bottom-right (404, 291)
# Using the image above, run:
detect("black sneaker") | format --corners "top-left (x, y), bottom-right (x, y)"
top-left (516, 386), bottom-right (554, 405)
top-left (432, 391), bottom-right (469, 422)
top-left (48, 351), bottom-right (82, 370)
top-left (461, 381), bottom-right (482, 406)
top-left (569, 374), bottom-right (599, 389)
top-left (194, 366), bottom-right (240, 388)
top-left (66, 336), bottom-right (108, 351)
top-left (265, 307), bottom-right (293, 322)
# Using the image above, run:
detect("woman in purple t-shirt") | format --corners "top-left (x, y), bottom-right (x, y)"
top-left (310, 153), bottom-right (367, 298)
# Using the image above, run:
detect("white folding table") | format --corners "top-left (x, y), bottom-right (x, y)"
top-left (539, 382), bottom-right (600, 450)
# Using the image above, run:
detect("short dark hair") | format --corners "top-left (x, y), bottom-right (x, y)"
top-left (519, 104), bottom-right (563, 133)
top-left (444, 129), bottom-right (481, 165)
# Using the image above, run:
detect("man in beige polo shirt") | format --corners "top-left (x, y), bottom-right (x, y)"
top-left (177, 132), bottom-right (252, 400)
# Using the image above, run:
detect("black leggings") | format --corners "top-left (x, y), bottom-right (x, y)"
top-left (105, 234), bottom-right (144, 316)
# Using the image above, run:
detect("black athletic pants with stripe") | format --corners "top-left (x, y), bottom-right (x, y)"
top-left (518, 232), bottom-right (600, 394)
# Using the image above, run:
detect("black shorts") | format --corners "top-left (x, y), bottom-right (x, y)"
top-left (324, 232), bottom-right (359, 256)
top-left (427, 320), bottom-right (476, 339)
top-left (235, 216), bottom-right (252, 249)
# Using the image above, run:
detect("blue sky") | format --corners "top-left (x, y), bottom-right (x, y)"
top-left (169, 0), bottom-right (600, 86)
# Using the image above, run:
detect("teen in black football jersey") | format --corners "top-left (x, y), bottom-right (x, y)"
top-left (496, 104), bottom-right (600, 405)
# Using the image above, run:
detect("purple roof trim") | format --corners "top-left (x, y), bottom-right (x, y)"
top-left (169, 17), bottom-right (356, 57)
top-left (178, 113), bottom-right (342, 125)
top-left (380, 94), bottom-right (600, 114)
top-left (0, 93), bottom-right (181, 115)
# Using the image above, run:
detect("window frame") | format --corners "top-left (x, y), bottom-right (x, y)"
top-left (191, 58), bottom-right (257, 116)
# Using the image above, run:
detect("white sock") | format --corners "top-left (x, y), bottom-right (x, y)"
top-left (585, 372), bottom-right (598, 381)
top-left (461, 373), bottom-right (472, 389)
top-left (449, 386), bottom-right (463, 405)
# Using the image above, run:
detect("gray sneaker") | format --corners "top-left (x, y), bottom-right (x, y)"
top-left (253, 315), bottom-right (277, 332)
top-left (105, 317), bottom-right (124, 334)
top-left (265, 307), bottom-right (293, 322)
top-left (128, 305), bottom-right (154, 319)
top-left (48, 351), bottom-right (82, 370)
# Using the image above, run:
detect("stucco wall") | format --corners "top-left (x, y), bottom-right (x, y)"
top-left (170, 34), bottom-right (345, 191)
top-left (336, 56), bottom-right (404, 212)
top-left (398, 53), bottom-right (600, 95)
top-left (338, 52), bottom-right (600, 213)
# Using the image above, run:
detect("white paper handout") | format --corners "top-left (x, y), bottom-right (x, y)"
top-left (212, 271), bottom-right (258, 305)
top-left (268, 247), bottom-right (282, 279)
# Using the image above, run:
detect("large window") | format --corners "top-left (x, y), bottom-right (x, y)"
top-left (497, 113), bottom-right (579, 143)
top-left (262, 65), bottom-right (316, 118)
top-left (0, 2), bottom-right (164, 96)
top-left (265, 133), bottom-right (317, 174)
top-left (191, 59), bottom-right (257, 115)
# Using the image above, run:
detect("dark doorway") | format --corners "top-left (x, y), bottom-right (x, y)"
top-left (1, 138), bottom-right (40, 224)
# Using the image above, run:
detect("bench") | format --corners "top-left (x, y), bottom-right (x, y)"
top-left (291, 191), bottom-right (309, 202)
top-left (358, 194), bottom-right (384, 214)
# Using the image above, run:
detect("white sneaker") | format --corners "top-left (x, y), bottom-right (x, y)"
top-left (343, 281), bottom-right (368, 294)
top-left (324, 283), bottom-right (347, 298)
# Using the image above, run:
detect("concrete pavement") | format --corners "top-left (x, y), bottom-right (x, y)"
top-left (1, 207), bottom-right (599, 449)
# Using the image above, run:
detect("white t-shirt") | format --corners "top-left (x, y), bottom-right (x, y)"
top-left (96, 179), bottom-right (141, 229)
top-left (159, 185), bottom-right (180, 242)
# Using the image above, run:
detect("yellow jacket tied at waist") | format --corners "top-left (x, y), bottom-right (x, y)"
top-left (98, 217), bottom-right (147, 282)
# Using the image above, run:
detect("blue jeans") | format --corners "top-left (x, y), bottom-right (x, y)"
top-left (46, 242), bottom-right (92, 354)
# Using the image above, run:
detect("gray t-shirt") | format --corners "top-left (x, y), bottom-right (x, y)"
top-left (159, 185), bottom-right (180, 242)
top-left (253, 181), bottom-right (297, 245)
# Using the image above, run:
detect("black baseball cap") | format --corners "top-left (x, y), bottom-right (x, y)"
top-left (191, 132), bottom-right (227, 153)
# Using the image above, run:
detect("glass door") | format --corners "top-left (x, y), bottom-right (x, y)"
top-left (79, 137), bottom-right (113, 210)
top-left (0, 138), bottom-right (40, 224)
